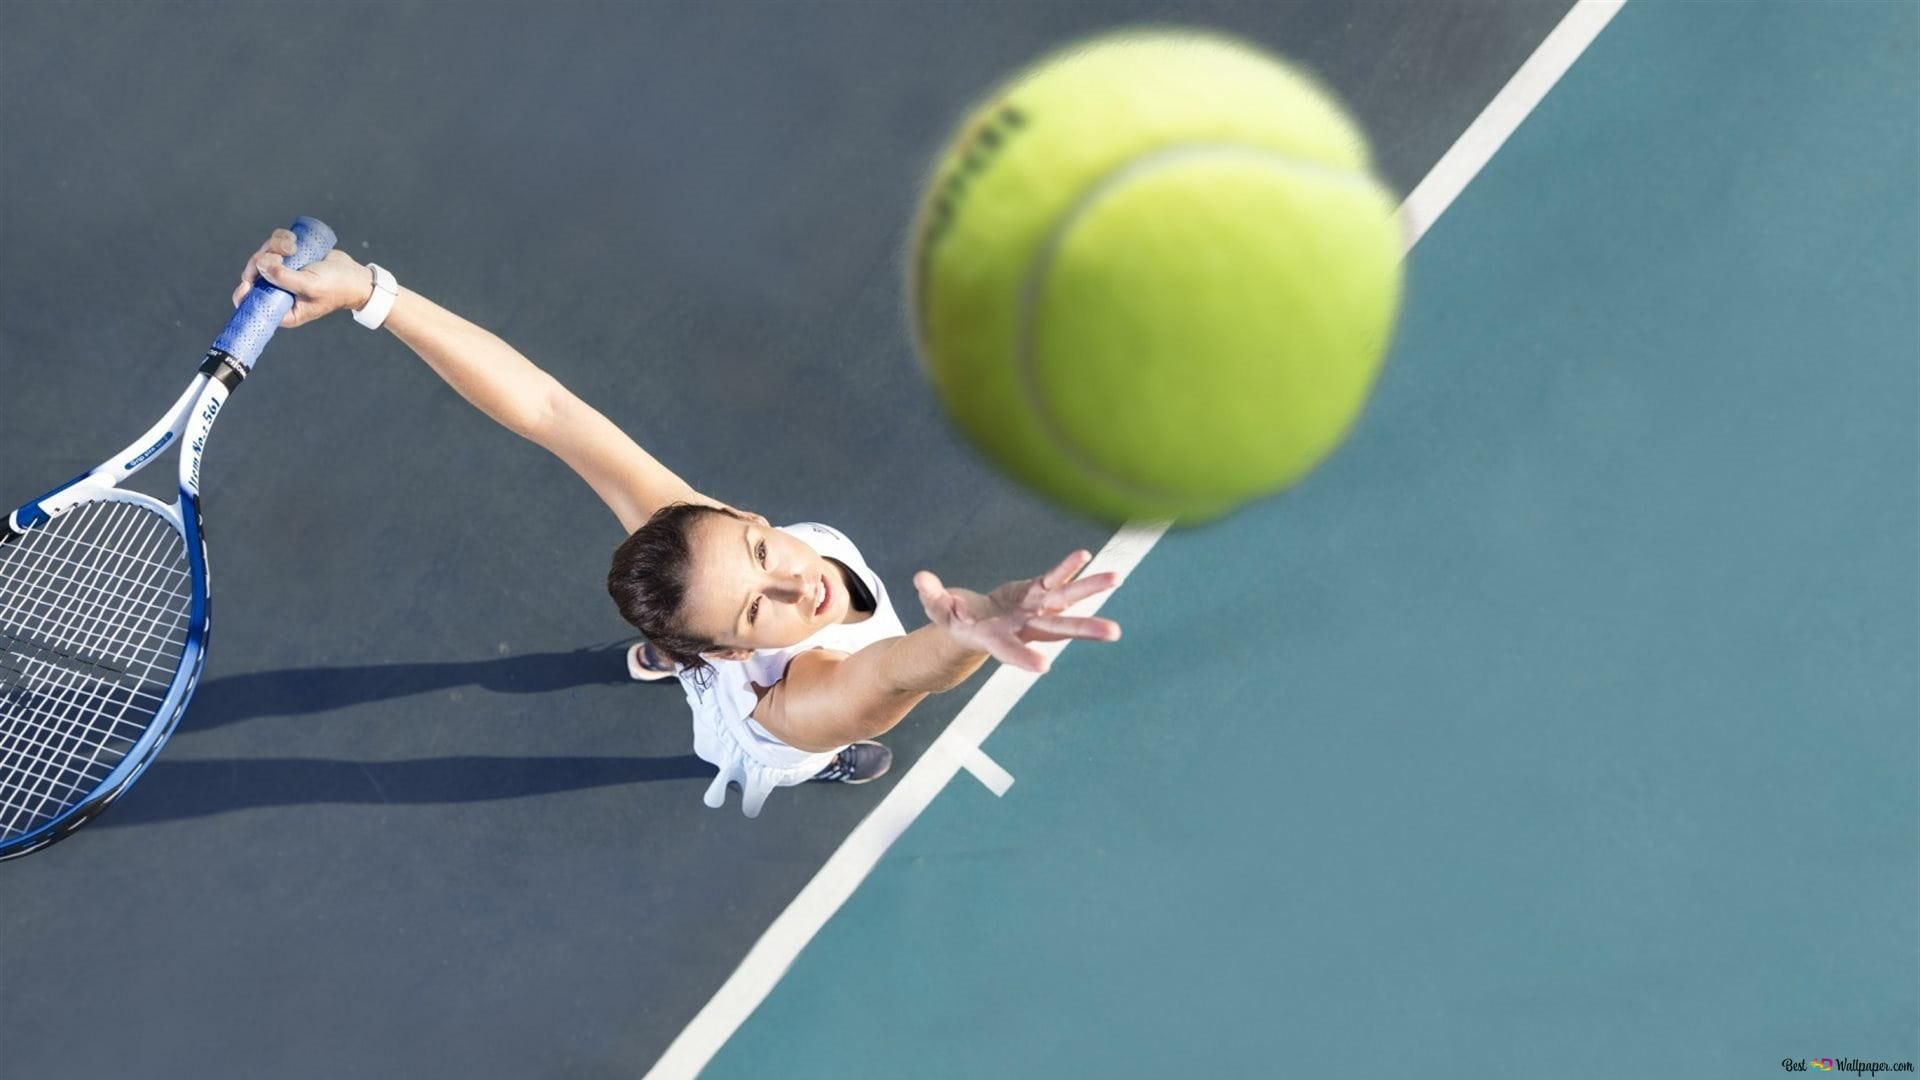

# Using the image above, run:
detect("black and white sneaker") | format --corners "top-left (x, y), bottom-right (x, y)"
top-left (811, 741), bottom-right (892, 784)
top-left (625, 641), bottom-right (678, 683)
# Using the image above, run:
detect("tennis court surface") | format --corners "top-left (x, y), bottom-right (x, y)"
top-left (2, 3), bottom-right (1913, 1078)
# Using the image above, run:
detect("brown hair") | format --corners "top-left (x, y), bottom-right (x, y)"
top-left (606, 502), bottom-right (749, 681)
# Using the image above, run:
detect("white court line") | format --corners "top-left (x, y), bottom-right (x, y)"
top-left (646, 4), bottom-right (1624, 1076)
top-left (1402, 0), bottom-right (1626, 246)
top-left (961, 746), bottom-right (1015, 797)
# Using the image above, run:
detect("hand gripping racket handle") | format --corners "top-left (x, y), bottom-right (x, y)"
top-left (214, 215), bottom-right (336, 372)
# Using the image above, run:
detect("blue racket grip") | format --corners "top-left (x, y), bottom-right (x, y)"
top-left (214, 216), bottom-right (337, 372)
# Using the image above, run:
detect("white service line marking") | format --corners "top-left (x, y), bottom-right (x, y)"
top-left (1401, 0), bottom-right (1624, 248)
top-left (646, 5), bottom-right (1624, 1076)
top-left (962, 747), bottom-right (1015, 797)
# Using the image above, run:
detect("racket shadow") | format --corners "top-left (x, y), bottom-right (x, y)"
top-left (93, 641), bottom-right (708, 827)
top-left (97, 753), bottom-right (710, 827)
top-left (175, 642), bottom-right (643, 731)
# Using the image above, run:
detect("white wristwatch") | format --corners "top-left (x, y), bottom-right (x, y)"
top-left (353, 262), bottom-right (399, 330)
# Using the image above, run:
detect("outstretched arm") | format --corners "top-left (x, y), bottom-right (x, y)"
top-left (752, 551), bottom-right (1122, 753)
top-left (238, 228), bottom-right (725, 533)
top-left (377, 287), bottom-right (717, 532)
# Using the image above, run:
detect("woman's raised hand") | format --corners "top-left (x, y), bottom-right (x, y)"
top-left (232, 227), bottom-right (374, 328)
top-left (913, 550), bottom-right (1122, 674)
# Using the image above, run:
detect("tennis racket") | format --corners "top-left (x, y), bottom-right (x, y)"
top-left (0, 215), bottom-right (335, 860)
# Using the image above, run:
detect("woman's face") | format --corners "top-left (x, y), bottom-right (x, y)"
top-left (678, 513), bottom-right (851, 657)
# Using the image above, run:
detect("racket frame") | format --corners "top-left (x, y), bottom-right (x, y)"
top-left (0, 373), bottom-right (227, 859)
top-left (0, 215), bottom-right (333, 860)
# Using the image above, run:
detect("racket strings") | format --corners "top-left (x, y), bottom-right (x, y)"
top-left (0, 500), bottom-right (193, 841)
top-left (0, 509), bottom-right (191, 670)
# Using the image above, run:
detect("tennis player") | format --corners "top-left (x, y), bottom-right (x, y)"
top-left (235, 229), bottom-right (1122, 817)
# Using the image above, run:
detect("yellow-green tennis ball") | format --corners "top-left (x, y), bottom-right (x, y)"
top-left (909, 28), bottom-right (1404, 524)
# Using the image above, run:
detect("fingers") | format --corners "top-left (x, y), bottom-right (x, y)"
top-left (1040, 549), bottom-right (1092, 591)
top-left (990, 637), bottom-right (1051, 674)
top-left (233, 248), bottom-right (264, 305)
top-left (914, 571), bottom-right (953, 625)
top-left (255, 250), bottom-right (292, 286)
top-left (1047, 570), bottom-right (1120, 610)
top-left (235, 254), bottom-right (306, 328)
top-left (1022, 614), bottom-right (1121, 643)
top-left (232, 229), bottom-right (300, 307)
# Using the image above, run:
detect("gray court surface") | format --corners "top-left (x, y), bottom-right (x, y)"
top-left (0, 2), bottom-right (1663, 1077)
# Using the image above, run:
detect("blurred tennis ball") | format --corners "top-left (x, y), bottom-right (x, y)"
top-left (908, 28), bottom-right (1404, 524)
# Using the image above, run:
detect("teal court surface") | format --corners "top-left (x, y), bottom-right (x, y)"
top-left (699, 4), bottom-right (1917, 1077)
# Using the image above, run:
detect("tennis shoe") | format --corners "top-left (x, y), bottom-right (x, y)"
top-left (626, 641), bottom-right (678, 682)
top-left (811, 741), bottom-right (892, 784)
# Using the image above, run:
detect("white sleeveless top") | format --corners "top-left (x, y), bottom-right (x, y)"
top-left (675, 521), bottom-right (906, 817)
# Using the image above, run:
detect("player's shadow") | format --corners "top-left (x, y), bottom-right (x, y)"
top-left (96, 643), bottom-right (709, 827)
top-left (177, 642), bottom-right (643, 730)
